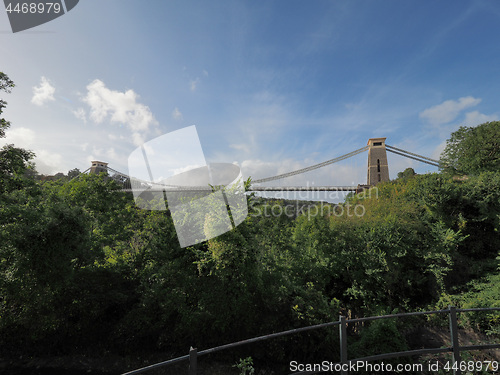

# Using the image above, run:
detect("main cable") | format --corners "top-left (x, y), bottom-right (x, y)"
top-left (253, 146), bottom-right (369, 184)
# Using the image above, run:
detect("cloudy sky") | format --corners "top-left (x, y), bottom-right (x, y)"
top-left (1, 1), bottom-right (499, 195)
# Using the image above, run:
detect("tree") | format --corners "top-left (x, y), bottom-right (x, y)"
top-left (397, 167), bottom-right (416, 179)
top-left (440, 121), bottom-right (500, 175)
top-left (0, 72), bottom-right (15, 138)
top-left (0, 72), bottom-right (36, 191)
top-left (0, 144), bottom-right (35, 193)
top-left (0, 144), bottom-right (35, 176)
top-left (68, 168), bottom-right (81, 179)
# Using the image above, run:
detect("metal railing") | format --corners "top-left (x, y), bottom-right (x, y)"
top-left (122, 306), bottom-right (500, 375)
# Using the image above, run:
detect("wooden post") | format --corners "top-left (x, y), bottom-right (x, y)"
top-left (189, 347), bottom-right (197, 375)
top-left (448, 306), bottom-right (461, 375)
top-left (339, 315), bottom-right (348, 375)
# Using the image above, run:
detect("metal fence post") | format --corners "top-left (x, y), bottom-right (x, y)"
top-left (448, 306), bottom-right (461, 375)
top-left (189, 347), bottom-right (197, 375)
top-left (339, 315), bottom-right (348, 375)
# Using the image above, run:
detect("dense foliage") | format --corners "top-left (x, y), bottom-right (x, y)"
top-left (1, 170), bottom-right (498, 363)
top-left (0, 72), bottom-right (15, 138)
top-left (0, 73), bottom-right (498, 369)
top-left (440, 121), bottom-right (500, 175)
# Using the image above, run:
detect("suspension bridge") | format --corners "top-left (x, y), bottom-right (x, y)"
top-left (80, 137), bottom-right (441, 193)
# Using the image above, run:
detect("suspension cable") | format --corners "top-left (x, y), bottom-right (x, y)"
top-left (253, 146), bottom-right (369, 184)
top-left (80, 143), bottom-right (441, 186)
top-left (386, 144), bottom-right (440, 164)
top-left (68, 167), bottom-right (91, 181)
top-left (386, 148), bottom-right (440, 167)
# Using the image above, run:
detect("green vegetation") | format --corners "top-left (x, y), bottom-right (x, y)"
top-left (0, 72), bottom-right (499, 371)
top-left (0, 72), bottom-right (15, 138)
top-left (233, 357), bottom-right (255, 375)
top-left (440, 121), bottom-right (500, 175)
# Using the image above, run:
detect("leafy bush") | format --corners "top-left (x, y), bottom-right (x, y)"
top-left (349, 316), bottom-right (408, 362)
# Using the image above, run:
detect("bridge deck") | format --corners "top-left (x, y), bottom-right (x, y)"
top-left (250, 186), bottom-right (361, 191)
top-left (120, 186), bottom-right (365, 193)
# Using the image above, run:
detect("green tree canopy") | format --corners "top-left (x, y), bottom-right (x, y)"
top-left (440, 121), bottom-right (500, 175)
top-left (397, 167), bottom-right (416, 179)
top-left (68, 168), bottom-right (81, 179)
top-left (0, 72), bottom-right (15, 138)
top-left (0, 73), bottom-right (36, 191)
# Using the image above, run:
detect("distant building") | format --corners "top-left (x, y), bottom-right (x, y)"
top-left (90, 161), bottom-right (108, 175)
top-left (367, 138), bottom-right (389, 185)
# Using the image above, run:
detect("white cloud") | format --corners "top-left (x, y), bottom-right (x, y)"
top-left (91, 145), bottom-right (104, 155)
top-left (190, 78), bottom-right (200, 92)
top-left (419, 96), bottom-right (481, 125)
top-left (31, 76), bottom-right (55, 106)
top-left (0, 127), bottom-right (64, 175)
top-left (132, 132), bottom-right (145, 146)
top-left (230, 143), bottom-right (251, 154)
top-left (35, 149), bottom-right (64, 175)
top-left (0, 127), bottom-right (36, 147)
top-left (106, 147), bottom-right (119, 161)
top-left (431, 140), bottom-right (447, 160)
top-left (219, 90), bottom-right (290, 159)
top-left (172, 107), bottom-right (183, 121)
top-left (86, 146), bottom-right (124, 168)
top-left (169, 164), bottom-right (205, 176)
top-left (73, 107), bottom-right (87, 123)
top-left (463, 111), bottom-right (498, 127)
top-left (82, 79), bottom-right (158, 146)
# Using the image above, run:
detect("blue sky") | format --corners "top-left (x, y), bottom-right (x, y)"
top-left (1, 0), bottom-right (500, 192)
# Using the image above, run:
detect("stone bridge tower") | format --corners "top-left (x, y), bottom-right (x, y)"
top-left (90, 161), bottom-right (108, 175)
top-left (367, 138), bottom-right (389, 185)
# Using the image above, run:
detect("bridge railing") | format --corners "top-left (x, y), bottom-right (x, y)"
top-left (121, 306), bottom-right (500, 375)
